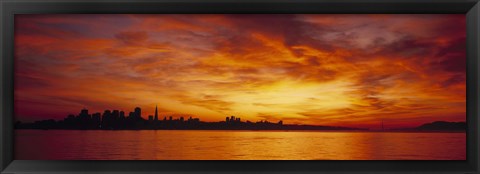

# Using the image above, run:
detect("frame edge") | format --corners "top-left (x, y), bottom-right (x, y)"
top-left (1, 0), bottom-right (479, 174)
top-left (1, 0), bottom-right (14, 173)
top-left (466, 1), bottom-right (480, 173)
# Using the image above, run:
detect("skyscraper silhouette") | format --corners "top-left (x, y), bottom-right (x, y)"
top-left (154, 105), bottom-right (158, 121)
top-left (79, 108), bottom-right (89, 119)
top-left (119, 111), bottom-right (125, 119)
top-left (134, 107), bottom-right (141, 119)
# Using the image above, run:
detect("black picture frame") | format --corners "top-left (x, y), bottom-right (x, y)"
top-left (1, 0), bottom-right (479, 173)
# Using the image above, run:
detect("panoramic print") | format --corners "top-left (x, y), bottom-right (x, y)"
top-left (14, 14), bottom-right (466, 160)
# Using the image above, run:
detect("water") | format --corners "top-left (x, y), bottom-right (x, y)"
top-left (15, 130), bottom-right (465, 160)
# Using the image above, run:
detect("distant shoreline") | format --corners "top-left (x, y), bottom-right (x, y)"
top-left (16, 108), bottom-right (466, 133)
top-left (14, 128), bottom-right (466, 133)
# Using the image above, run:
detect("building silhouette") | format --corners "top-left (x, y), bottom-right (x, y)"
top-left (134, 107), bottom-right (141, 119)
top-left (154, 105), bottom-right (158, 121)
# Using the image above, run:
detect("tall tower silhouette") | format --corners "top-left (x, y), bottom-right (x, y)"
top-left (154, 105), bottom-right (158, 121)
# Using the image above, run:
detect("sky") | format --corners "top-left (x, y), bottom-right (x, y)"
top-left (14, 14), bottom-right (466, 129)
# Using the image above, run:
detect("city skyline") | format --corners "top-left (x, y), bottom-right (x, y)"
top-left (18, 105), bottom-right (290, 126)
top-left (15, 105), bottom-right (368, 131)
top-left (14, 14), bottom-right (466, 129)
top-left (14, 105), bottom-right (465, 131)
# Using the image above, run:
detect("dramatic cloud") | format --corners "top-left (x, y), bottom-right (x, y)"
top-left (14, 14), bottom-right (466, 129)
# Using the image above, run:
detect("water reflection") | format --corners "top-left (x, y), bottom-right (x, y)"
top-left (15, 130), bottom-right (466, 160)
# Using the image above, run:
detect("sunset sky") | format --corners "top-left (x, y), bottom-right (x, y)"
top-left (14, 14), bottom-right (466, 129)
